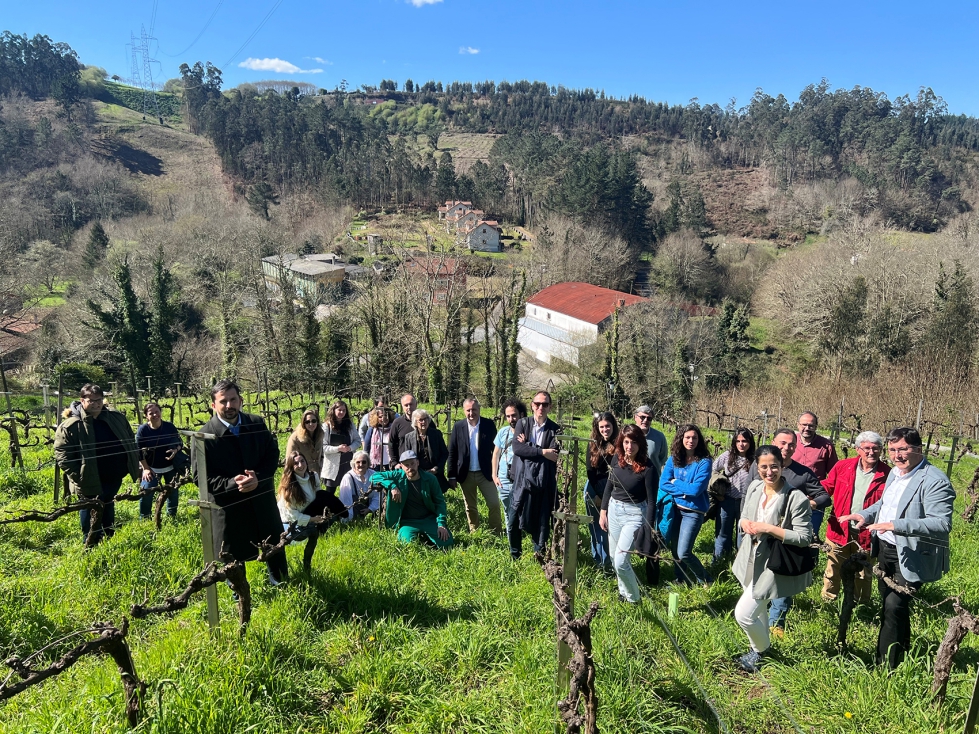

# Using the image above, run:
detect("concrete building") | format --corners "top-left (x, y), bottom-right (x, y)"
top-left (517, 282), bottom-right (648, 365)
top-left (262, 253), bottom-right (347, 298)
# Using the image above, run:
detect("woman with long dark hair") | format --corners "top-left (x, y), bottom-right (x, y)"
top-left (276, 450), bottom-right (347, 529)
top-left (598, 424), bottom-right (657, 603)
top-left (584, 412), bottom-right (618, 570)
top-left (712, 427), bottom-right (756, 562)
top-left (732, 445), bottom-right (813, 672)
top-left (660, 423), bottom-right (713, 585)
top-left (323, 399), bottom-right (362, 489)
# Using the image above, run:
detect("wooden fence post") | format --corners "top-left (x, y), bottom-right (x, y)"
top-left (54, 375), bottom-right (64, 504)
top-left (947, 435), bottom-right (959, 480)
top-left (185, 430), bottom-right (220, 630)
top-left (0, 355), bottom-right (23, 470)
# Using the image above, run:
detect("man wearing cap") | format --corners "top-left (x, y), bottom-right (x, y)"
top-left (372, 450), bottom-right (453, 548)
top-left (633, 405), bottom-right (668, 474)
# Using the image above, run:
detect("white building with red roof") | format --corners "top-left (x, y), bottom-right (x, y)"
top-left (518, 281), bottom-right (648, 365)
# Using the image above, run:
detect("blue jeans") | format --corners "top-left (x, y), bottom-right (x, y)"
top-left (139, 469), bottom-right (178, 518)
top-left (583, 480), bottom-right (611, 569)
top-left (713, 495), bottom-right (741, 561)
top-left (608, 498), bottom-right (645, 601)
top-left (671, 508), bottom-right (711, 585)
top-left (810, 508), bottom-right (825, 536)
top-left (497, 480), bottom-right (513, 521)
top-left (80, 479), bottom-right (123, 544)
top-left (769, 595), bottom-right (793, 628)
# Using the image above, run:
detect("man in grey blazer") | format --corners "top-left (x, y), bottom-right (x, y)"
top-left (840, 426), bottom-right (955, 669)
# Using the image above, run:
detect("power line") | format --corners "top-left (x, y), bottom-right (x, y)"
top-left (222, 0), bottom-right (286, 70)
top-left (157, 0), bottom-right (225, 59)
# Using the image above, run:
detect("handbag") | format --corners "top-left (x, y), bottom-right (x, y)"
top-left (766, 488), bottom-right (817, 576)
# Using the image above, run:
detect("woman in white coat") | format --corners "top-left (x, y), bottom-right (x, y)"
top-left (322, 399), bottom-right (363, 491)
top-left (732, 445), bottom-right (813, 672)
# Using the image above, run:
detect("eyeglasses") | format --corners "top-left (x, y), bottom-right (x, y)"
top-left (857, 445), bottom-right (881, 452)
top-left (533, 401), bottom-right (551, 408)
top-left (887, 445), bottom-right (917, 455)
top-left (635, 415), bottom-right (652, 422)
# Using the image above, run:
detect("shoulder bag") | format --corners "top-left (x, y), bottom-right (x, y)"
top-left (766, 488), bottom-right (818, 576)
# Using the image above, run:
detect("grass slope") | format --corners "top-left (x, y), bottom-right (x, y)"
top-left (0, 425), bottom-right (976, 732)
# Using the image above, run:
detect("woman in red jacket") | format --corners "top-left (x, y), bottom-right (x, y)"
top-left (821, 430), bottom-right (891, 603)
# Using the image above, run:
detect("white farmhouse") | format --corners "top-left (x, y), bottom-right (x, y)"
top-left (518, 282), bottom-right (648, 365)
top-left (461, 219), bottom-right (502, 252)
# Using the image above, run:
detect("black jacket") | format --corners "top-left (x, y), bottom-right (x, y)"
top-left (192, 412), bottom-right (282, 563)
top-left (447, 416), bottom-right (497, 483)
top-left (388, 414), bottom-right (413, 462)
top-left (747, 459), bottom-right (831, 509)
top-left (401, 428), bottom-right (449, 489)
top-left (510, 416), bottom-right (561, 547)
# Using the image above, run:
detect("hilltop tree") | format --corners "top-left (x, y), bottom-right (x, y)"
top-left (178, 61), bottom-right (222, 133)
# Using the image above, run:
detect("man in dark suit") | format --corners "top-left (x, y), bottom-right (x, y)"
top-left (194, 379), bottom-right (287, 584)
top-left (509, 390), bottom-right (560, 558)
top-left (388, 393), bottom-right (417, 462)
top-left (447, 397), bottom-right (502, 534)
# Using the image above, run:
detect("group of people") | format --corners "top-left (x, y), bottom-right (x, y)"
top-left (581, 406), bottom-right (955, 673)
top-left (54, 382), bottom-right (956, 674)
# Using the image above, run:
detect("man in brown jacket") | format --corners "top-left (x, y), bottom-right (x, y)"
top-left (54, 384), bottom-right (140, 544)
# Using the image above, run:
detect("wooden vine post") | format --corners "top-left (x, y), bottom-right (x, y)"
top-left (53, 374), bottom-right (64, 504)
top-left (0, 354), bottom-right (23, 469)
top-left (184, 430), bottom-right (220, 630)
top-left (553, 436), bottom-right (591, 703)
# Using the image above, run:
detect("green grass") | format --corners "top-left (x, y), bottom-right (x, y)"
top-left (1, 419), bottom-right (977, 732)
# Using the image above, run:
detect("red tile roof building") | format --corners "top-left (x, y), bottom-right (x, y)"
top-left (519, 282), bottom-right (648, 365)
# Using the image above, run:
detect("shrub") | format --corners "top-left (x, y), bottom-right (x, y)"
top-left (53, 362), bottom-right (107, 392)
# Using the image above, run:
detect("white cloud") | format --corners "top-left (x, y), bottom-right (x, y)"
top-left (239, 57), bottom-right (323, 74)
top-left (408, 0), bottom-right (443, 5)
top-left (459, 46), bottom-right (479, 55)
top-left (307, 56), bottom-right (333, 65)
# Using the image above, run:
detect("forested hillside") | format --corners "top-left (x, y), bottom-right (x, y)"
top-left (1, 32), bottom-right (978, 430)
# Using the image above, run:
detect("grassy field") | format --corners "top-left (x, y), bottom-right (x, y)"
top-left (0, 410), bottom-right (977, 732)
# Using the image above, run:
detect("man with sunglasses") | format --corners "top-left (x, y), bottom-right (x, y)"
top-left (839, 427), bottom-right (954, 669)
top-left (509, 391), bottom-right (560, 558)
top-left (632, 405), bottom-right (668, 474)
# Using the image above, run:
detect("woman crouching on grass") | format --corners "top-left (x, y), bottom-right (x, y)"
top-left (731, 445), bottom-right (813, 672)
top-left (599, 424), bottom-right (657, 604)
top-left (277, 451), bottom-right (347, 531)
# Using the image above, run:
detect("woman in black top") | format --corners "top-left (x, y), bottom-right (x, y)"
top-left (584, 412), bottom-right (618, 570)
top-left (598, 424), bottom-right (657, 603)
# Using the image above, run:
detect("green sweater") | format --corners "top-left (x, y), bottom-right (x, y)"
top-left (373, 469), bottom-right (448, 529)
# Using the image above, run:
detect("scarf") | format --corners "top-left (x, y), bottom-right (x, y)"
top-left (371, 427), bottom-right (388, 467)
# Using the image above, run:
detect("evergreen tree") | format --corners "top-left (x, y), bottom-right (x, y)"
top-left (247, 182), bottom-right (280, 220)
top-left (83, 222), bottom-right (110, 270)
top-left (434, 153), bottom-right (457, 203)
top-left (148, 249), bottom-right (179, 386)
top-left (818, 277), bottom-right (868, 381)
top-left (86, 258), bottom-right (152, 389)
top-left (920, 261), bottom-right (977, 381)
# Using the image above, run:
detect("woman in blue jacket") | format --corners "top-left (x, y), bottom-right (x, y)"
top-left (660, 423), bottom-right (713, 585)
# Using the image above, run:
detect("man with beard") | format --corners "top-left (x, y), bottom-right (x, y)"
top-left (194, 379), bottom-right (287, 585)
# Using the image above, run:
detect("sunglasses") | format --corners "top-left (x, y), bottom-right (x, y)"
top-left (636, 415), bottom-right (652, 422)
top-left (532, 401), bottom-right (551, 408)
top-left (304, 418), bottom-right (319, 424)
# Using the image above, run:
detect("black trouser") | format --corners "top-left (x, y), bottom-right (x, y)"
top-left (877, 539), bottom-right (921, 669)
top-left (303, 490), bottom-right (347, 521)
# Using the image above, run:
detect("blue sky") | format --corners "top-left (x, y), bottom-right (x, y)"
top-left (6, 0), bottom-right (979, 115)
